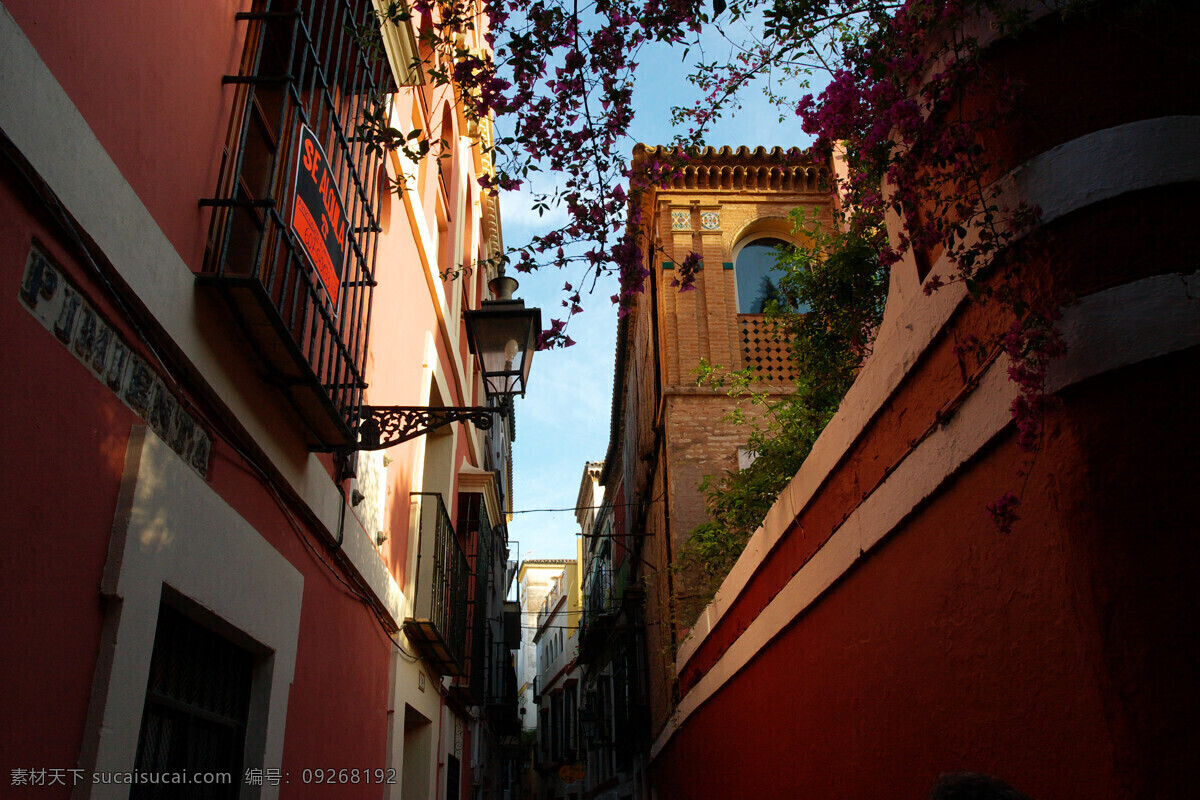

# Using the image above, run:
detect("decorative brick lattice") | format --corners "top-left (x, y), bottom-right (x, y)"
top-left (739, 314), bottom-right (794, 382)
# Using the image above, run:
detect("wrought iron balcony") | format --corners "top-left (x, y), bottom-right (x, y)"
top-left (579, 564), bottom-right (618, 662)
top-left (405, 493), bottom-right (470, 675)
top-left (451, 496), bottom-right (499, 704)
top-left (199, 0), bottom-right (391, 449)
top-left (582, 564), bottom-right (617, 628)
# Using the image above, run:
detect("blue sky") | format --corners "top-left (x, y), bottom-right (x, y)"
top-left (498, 28), bottom-right (817, 562)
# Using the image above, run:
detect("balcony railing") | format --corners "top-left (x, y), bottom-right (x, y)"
top-left (582, 564), bottom-right (615, 630)
top-left (579, 564), bottom-right (617, 662)
top-left (199, 0), bottom-right (392, 449)
top-left (452, 498), bottom-right (497, 704)
top-left (405, 493), bottom-right (470, 675)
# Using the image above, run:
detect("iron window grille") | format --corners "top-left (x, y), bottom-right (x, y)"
top-left (405, 493), bottom-right (471, 675)
top-left (132, 603), bottom-right (254, 799)
top-left (200, 0), bottom-right (392, 448)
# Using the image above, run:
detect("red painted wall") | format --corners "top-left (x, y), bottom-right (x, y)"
top-left (206, 437), bottom-right (394, 794)
top-left (679, 185), bottom-right (1200, 698)
top-left (4, 0), bottom-right (247, 272)
top-left (655, 5), bottom-right (1200, 798)
top-left (4, 2), bottom-right (508, 796)
top-left (0, 168), bottom-right (136, 790)
top-left (1, 153), bottom-right (396, 796)
top-left (1, 2), bottom-right (395, 782)
top-left (654, 348), bottom-right (1200, 799)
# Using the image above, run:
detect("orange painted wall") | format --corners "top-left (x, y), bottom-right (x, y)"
top-left (652, 347), bottom-right (1200, 800)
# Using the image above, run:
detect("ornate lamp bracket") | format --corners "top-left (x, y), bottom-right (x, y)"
top-left (354, 405), bottom-right (507, 451)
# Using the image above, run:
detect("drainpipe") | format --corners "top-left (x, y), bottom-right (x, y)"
top-left (435, 693), bottom-right (447, 800)
top-left (332, 451), bottom-right (354, 550)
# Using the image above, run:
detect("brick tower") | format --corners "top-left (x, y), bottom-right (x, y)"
top-left (598, 144), bottom-right (834, 736)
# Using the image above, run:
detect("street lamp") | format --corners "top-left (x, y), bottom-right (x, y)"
top-left (578, 706), bottom-right (602, 746)
top-left (465, 275), bottom-right (541, 400)
top-left (353, 276), bottom-right (542, 450)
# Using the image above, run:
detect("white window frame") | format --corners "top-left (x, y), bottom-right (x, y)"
top-left (79, 427), bottom-right (303, 799)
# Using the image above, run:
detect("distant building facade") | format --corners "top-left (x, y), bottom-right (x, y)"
top-left (515, 560), bottom-right (576, 730)
top-left (531, 555), bottom-right (584, 800)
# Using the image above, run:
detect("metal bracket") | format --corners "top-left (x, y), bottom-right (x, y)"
top-left (354, 405), bottom-right (507, 450)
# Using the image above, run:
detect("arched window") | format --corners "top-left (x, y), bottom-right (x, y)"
top-left (734, 234), bottom-right (813, 314)
top-left (734, 236), bottom-right (789, 313)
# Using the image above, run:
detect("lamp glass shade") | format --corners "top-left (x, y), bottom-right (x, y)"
top-left (464, 300), bottom-right (541, 399)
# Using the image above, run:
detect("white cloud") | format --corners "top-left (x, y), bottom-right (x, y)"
top-left (497, 183), bottom-right (571, 245)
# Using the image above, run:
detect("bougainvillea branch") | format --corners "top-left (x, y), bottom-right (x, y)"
top-left (792, 0), bottom-right (1090, 530)
top-left (359, 0), bottom-right (883, 346)
top-left (358, 0), bottom-right (1081, 527)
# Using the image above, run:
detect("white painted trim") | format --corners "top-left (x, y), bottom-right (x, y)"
top-left (448, 138), bottom-right (468, 337)
top-left (1045, 271), bottom-right (1200, 393)
top-left (0, 5), bottom-right (403, 629)
top-left (372, 0), bottom-right (422, 86)
top-left (675, 115), bottom-right (1200, 671)
top-left (1009, 115), bottom-right (1200, 224)
top-left (654, 270), bottom-right (1200, 761)
top-left (401, 331), bottom-right (443, 622)
top-left (458, 463), bottom-right (502, 532)
top-left (81, 428), bottom-right (304, 799)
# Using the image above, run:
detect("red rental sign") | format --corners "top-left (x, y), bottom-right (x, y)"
top-left (289, 125), bottom-right (348, 307)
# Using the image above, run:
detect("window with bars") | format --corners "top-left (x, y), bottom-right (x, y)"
top-left (455, 491), bottom-right (496, 703)
top-left (563, 684), bottom-right (577, 758)
top-left (200, 0), bottom-right (394, 449)
top-left (132, 603), bottom-right (255, 799)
